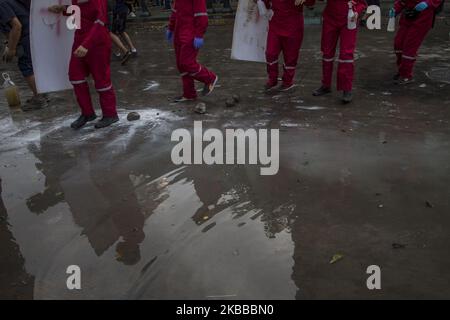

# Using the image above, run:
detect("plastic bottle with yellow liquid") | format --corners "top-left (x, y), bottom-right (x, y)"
top-left (2, 72), bottom-right (21, 108)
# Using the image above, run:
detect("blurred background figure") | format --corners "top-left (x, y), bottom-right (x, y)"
top-left (113, 0), bottom-right (138, 57)
top-left (0, 0), bottom-right (48, 111)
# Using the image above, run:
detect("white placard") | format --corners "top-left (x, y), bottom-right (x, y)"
top-left (30, 0), bottom-right (74, 93)
top-left (231, 0), bottom-right (269, 63)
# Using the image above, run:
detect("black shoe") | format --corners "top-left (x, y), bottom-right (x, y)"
top-left (396, 77), bottom-right (414, 85)
top-left (120, 51), bottom-right (132, 66)
top-left (22, 95), bottom-right (48, 112)
top-left (264, 82), bottom-right (279, 93)
top-left (172, 96), bottom-right (196, 103)
top-left (342, 91), bottom-right (353, 103)
top-left (94, 116), bottom-right (119, 129)
top-left (312, 86), bottom-right (331, 96)
top-left (70, 114), bottom-right (97, 129)
top-left (202, 76), bottom-right (219, 96)
top-left (279, 84), bottom-right (296, 92)
top-left (393, 73), bottom-right (400, 82)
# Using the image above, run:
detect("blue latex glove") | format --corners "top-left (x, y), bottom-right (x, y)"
top-left (166, 29), bottom-right (173, 43)
top-left (415, 1), bottom-right (429, 11)
top-left (389, 8), bottom-right (396, 18)
top-left (193, 37), bottom-right (204, 50)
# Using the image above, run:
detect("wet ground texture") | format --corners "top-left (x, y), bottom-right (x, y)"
top-left (1, 18), bottom-right (450, 299)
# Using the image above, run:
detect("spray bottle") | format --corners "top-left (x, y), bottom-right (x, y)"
top-left (387, 8), bottom-right (396, 32)
top-left (2, 72), bottom-right (21, 108)
top-left (347, 1), bottom-right (357, 30)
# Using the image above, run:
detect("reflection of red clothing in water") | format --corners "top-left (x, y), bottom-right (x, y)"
top-left (263, 0), bottom-right (315, 89)
top-left (320, 0), bottom-right (367, 92)
top-left (394, 0), bottom-right (442, 79)
top-left (168, 0), bottom-right (217, 99)
top-left (68, 0), bottom-right (117, 117)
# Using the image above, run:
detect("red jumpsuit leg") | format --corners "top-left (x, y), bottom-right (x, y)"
top-left (281, 27), bottom-right (304, 87)
top-left (175, 43), bottom-right (197, 99)
top-left (398, 11), bottom-right (434, 79)
top-left (394, 17), bottom-right (410, 68)
top-left (265, 30), bottom-right (282, 86)
top-left (177, 43), bottom-right (216, 98)
top-left (337, 26), bottom-right (357, 92)
top-left (321, 16), bottom-right (340, 89)
top-left (87, 42), bottom-right (118, 118)
top-left (69, 52), bottom-right (95, 116)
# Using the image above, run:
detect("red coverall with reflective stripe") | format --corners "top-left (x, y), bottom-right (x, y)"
top-left (320, 0), bottom-right (367, 91)
top-left (168, 0), bottom-right (217, 99)
top-left (394, 0), bottom-right (442, 78)
top-left (264, 0), bottom-right (315, 87)
top-left (68, 0), bottom-right (117, 117)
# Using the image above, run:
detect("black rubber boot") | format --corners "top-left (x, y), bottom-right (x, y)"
top-left (70, 114), bottom-right (97, 130)
top-left (312, 86), bottom-right (332, 96)
top-left (342, 91), bottom-right (353, 104)
top-left (94, 116), bottom-right (119, 129)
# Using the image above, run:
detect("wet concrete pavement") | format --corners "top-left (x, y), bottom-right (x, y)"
top-left (1, 20), bottom-right (450, 299)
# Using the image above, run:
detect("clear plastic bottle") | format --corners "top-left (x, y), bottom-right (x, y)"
top-left (347, 2), bottom-right (357, 30)
top-left (2, 73), bottom-right (21, 108)
top-left (387, 8), bottom-right (396, 32)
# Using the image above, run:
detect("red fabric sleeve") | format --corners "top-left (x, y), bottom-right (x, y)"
top-left (193, 0), bottom-right (208, 38)
top-left (394, 0), bottom-right (405, 14)
top-left (80, 0), bottom-right (107, 50)
top-left (354, 0), bottom-right (367, 15)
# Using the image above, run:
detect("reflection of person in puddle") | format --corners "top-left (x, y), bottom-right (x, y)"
top-left (24, 129), bottom-right (147, 266)
top-left (0, 179), bottom-right (35, 299)
top-left (25, 142), bottom-right (75, 214)
top-left (171, 165), bottom-right (295, 239)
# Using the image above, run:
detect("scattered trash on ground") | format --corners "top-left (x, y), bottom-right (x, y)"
top-left (195, 103), bottom-right (207, 114)
top-left (330, 253), bottom-right (344, 264)
top-left (127, 112), bottom-right (141, 121)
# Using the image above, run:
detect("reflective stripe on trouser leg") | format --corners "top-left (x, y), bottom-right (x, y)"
top-left (96, 84), bottom-right (117, 117)
top-left (189, 64), bottom-right (216, 86)
top-left (72, 80), bottom-right (95, 116)
top-left (182, 74), bottom-right (197, 99)
top-left (175, 44), bottom-right (197, 99)
top-left (336, 25), bottom-right (357, 92)
top-left (320, 14), bottom-right (339, 89)
top-left (266, 59), bottom-right (279, 85)
top-left (282, 64), bottom-right (297, 87)
top-left (178, 43), bottom-right (216, 87)
top-left (281, 31), bottom-right (303, 87)
top-left (322, 56), bottom-right (334, 88)
top-left (337, 58), bottom-right (354, 92)
top-left (399, 55), bottom-right (416, 79)
top-left (266, 31), bottom-right (282, 86)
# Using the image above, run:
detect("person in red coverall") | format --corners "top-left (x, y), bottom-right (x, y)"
top-left (166, 0), bottom-right (219, 103)
top-left (261, 0), bottom-right (315, 93)
top-left (312, 0), bottom-right (367, 103)
top-left (49, 0), bottom-right (119, 129)
top-left (392, 0), bottom-right (443, 84)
